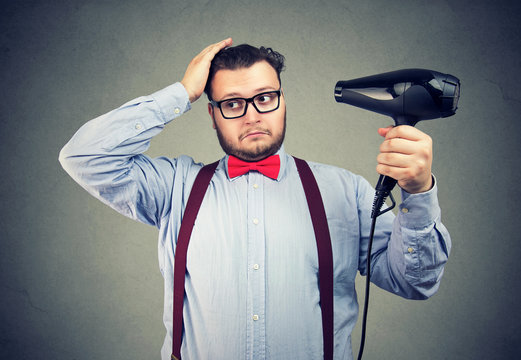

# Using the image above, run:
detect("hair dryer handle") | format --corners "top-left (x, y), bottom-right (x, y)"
top-left (371, 175), bottom-right (397, 218)
top-left (376, 174), bottom-right (397, 192)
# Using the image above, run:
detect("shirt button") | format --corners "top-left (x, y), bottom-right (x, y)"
top-left (253, 184), bottom-right (259, 189)
top-left (407, 247), bottom-right (414, 253)
top-left (401, 207), bottom-right (409, 214)
top-left (252, 218), bottom-right (259, 225)
top-left (253, 264), bottom-right (260, 270)
top-left (252, 315), bottom-right (259, 321)
top-left (174, 107), bottom-right (181, 114)
top-left (135, 123), bottom-right (143, 130)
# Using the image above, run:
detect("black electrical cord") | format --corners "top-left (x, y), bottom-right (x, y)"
top-left (357, 176), bottom-right (396, 360)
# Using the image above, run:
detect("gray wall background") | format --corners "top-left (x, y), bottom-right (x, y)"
top-left (1, 0), bottom-right (520, 359)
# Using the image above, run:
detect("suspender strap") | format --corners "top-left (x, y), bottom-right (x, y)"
top-left (171, 158), bottom-right (334, 360)
top-left (293, 157), bottom-right (334, 360)
top-left (172, 161), bottom-right (219, 360)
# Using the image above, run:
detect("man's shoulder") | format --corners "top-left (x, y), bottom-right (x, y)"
top-left (175, 154), bottom-right (203, 168)
top-left (289, 157), bottom-right (375, 205)
top-left (149, 154), bottom-right (208, 183)
top-left (297, 158), bottom-right (357, 179)
top-left (151, 154), bottom-right (202, 170)
top-left (291, 156), bottom-right (369, 187)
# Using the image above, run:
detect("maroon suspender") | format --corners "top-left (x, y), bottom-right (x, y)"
top-left (171, 161), bottom-right (219, 360)
top-left (293, 157), bottom-right (334, 360)
top-left (171, 158), bottom-right (334, 360)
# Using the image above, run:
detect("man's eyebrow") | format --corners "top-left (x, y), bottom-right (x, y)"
top-left (219, 87), bottom-right (279, 100)
top-left (220, 92), bottom-right (241, 99)
top-left (252, 86), bottom-right (278, 93)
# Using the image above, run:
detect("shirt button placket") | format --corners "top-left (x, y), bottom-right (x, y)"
top-left (246, 172), bottom-right (266, 358)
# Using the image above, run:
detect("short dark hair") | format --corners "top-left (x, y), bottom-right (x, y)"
top-left (204, 44), bottom-right (285, 100)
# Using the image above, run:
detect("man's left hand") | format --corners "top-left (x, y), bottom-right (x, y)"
top-left (377, 125), bottom-right (433, 194)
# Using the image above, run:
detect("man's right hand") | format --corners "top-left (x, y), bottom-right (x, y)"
top-left (181, 38), bottom-right (233, 104)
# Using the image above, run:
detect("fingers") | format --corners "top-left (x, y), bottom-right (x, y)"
top-left (181, 38), bottom-right (233, 103)
top-left (377, 152), bottom-right (418, 168)
top-left (377, 125), bottom-right (393, 137)
top-left (191, 38), bottom-right (233, 67)
top-left (376, 125), bottom-right (433, 193)
top-left (379, 125), bottom-right (432, 155)
top-left (381, 125), bottom-right (429, 141)
top-left (379, 137), bottom-right (419, 155)
top-left (200, 38), bottom-right (233, 59)
top-left (376, 154), bottom-right (429, 180)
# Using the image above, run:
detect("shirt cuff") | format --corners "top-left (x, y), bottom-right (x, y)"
top-left (150, 82), bottom-right (191, 124)
top-left (398, 175), bottom-right (441, 229)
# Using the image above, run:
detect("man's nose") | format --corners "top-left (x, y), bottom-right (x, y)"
top-left (243, 101), bottom-right (261, 124)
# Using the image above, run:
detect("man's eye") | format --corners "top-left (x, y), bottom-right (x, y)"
top-left (257, 94), bottom-right (274, 103)
top-left (224, 101), bottom-right (242, 109)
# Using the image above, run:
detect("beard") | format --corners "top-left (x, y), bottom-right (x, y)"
top-left (214, 111), bottom-right (286, 162)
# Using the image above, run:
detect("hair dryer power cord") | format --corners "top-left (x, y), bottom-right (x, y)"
top-left (357, 177), bottom-right (396, 360)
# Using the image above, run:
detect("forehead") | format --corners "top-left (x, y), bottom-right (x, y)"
top-left (211, 61), bottom-right (280, 100)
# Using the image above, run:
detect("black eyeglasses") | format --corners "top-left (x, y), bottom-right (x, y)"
top-left (210, 90), bottom-right (282, 119)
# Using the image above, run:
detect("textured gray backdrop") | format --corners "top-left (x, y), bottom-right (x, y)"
top-left (1, 0), bottom-right (520, 359)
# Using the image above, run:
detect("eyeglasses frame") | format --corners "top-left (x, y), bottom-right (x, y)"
top-left (210, 90), bottom-right (282, 119)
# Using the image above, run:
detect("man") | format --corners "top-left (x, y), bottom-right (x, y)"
top-left (59, 38), bottom-right (451, 359)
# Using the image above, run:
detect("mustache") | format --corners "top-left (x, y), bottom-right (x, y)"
top-left (239, 127), bottom-right (272, 141)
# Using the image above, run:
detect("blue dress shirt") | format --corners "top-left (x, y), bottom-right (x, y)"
top-left (59, 82), bottom-right (451, 360)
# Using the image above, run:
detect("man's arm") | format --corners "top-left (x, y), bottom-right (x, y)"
top-left (358, 125), bottom-right (451, 299)
top-left (58, 83), bottom-right (191, 226)
top-left (59, 38), bottom-right (232, 227)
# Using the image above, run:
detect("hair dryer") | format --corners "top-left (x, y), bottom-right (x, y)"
top-left (335, 69), bottom-right (460, 360)
top-left (335, 68), bottom-right (460, 217)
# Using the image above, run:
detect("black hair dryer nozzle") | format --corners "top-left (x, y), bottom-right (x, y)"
top-left (335, 68), bottom-right (460, 127)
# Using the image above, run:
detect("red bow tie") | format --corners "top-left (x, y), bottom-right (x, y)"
top-left (228, 155), bottom-right (280, 180)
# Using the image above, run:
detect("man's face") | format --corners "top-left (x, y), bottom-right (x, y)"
top-left (208, 61), bottom-right (286, 162)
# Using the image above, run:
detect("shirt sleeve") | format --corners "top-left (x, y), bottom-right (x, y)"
top-left (358, 177), bottom-right (451, 299)
top-left (59, 82), bottom-right (193, 227)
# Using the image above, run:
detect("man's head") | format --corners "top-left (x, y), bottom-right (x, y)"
top-left (204, 44), bottom-right (285, 101)
top-left (206, 44), bottom-right (287, 162)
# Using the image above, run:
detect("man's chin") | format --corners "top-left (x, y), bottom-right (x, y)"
top-left (230, 142), bottom-right (281, 162)
top-left (214, 114), bottom-right (286, 161)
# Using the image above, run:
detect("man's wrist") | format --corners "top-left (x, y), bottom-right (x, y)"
top-left (401, 174), bottom-right (434, 194)
top-left (401, 175), bottom-right (437, 201)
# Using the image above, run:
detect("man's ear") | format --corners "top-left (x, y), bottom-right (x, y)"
top-left (208, 103), bottom-right (216, 129)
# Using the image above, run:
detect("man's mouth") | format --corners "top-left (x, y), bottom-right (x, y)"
top-left (240, 129), bottom-right (270, 141)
